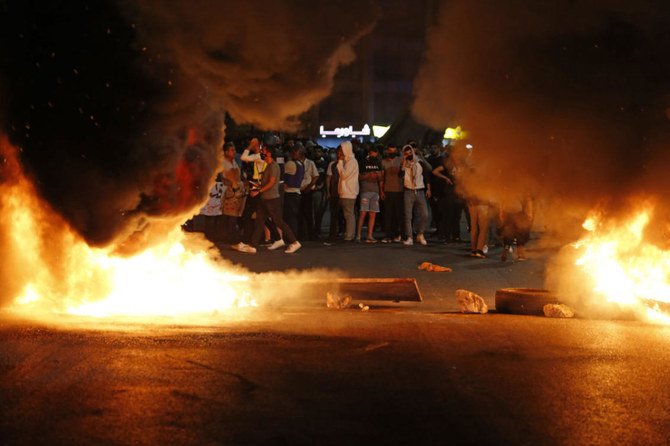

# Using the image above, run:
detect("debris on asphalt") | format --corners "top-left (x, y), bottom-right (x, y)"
top-left (326, 292), bottom-right (352, 309)
top-left (455, 289), bottom-right (489, 314)
top-left (358, 303), bottom-right (370, 312)
top-left (418, 262), bottom-right (452, 272)
top-left (543, 303), bottom-right (575, 318)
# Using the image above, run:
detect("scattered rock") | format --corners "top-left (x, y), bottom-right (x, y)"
top-left (326, 292), bottom-right (352, 309)
top-left (455, 289), bottom-right (489, 314)
top-left (543, 303), bottom-right (575, 318)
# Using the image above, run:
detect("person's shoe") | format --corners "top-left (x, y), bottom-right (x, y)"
top-left (284, 241), bottom-right (302, 253)
top-left (238, 243), bottom-right (257, 254)
top-left (393, 236), bottom-right (402, 243)
top-left (268, 239), bottom-right (286, 250)
top-left (230, 242), bottom-right (243, 251)
top-left (416, 234), bottom-right (428, 245)
top-left (403, 238), bottom-right (414, 246)
top-left (365, 238), bottom-right (378, 244)
top-left (354, 237), bottom-right (362, 243)
top-left (473, 250), bottom-right (486, 258)
top-left (381, 237), bottom-right (392, 243)
top-left (260, 239), bottom-right (273, 247)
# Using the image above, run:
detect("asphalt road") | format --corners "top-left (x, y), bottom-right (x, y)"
top-left (1, 237), bottom-right (669, 445)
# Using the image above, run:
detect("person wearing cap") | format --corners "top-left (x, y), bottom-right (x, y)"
top-left (356, 145), bottom-right (383, 243)
top-left (399, 144), bottom-right (431, 245)
top-left (336, 141), bottom-right (359, 242)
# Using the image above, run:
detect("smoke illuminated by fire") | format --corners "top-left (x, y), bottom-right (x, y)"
top-left (549, 203), bottom-right (670, 324)
top-left (0, 137), bottom-right (339, 325)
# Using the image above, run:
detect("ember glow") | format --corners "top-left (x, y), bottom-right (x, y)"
top-left (570, 206), bottom-right (670, 324)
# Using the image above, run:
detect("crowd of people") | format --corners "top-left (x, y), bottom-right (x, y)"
top-left (188, 136), bottom-right (534, 261)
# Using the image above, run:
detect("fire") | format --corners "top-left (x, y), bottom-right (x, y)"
top-left (1, 137), bottom-right (254, 325)
top-left (571, 206), bottom-right (670, 323)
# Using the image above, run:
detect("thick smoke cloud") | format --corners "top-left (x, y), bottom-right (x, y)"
top-left (413, 0), bottom-right (670, 240)
top-left (0, 0), bottom-right (376, 247)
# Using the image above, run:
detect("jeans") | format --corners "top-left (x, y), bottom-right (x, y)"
top-left (252, 198), bottom-right (297, 246)
top-left (283, 192), bottom-right (301, 238)
top-left (403, 188), bottom-right (428, 237)
top-left (340, 198), bottom-right (356, 241)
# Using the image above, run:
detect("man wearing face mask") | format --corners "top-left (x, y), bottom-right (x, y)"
top-left (399, 144), bottom-right (431, 245)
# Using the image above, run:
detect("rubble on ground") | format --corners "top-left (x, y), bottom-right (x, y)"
top-left (326, 292), bottom-right (352, 309)
top-left (543, 303), bottom-right (575, 318)
top-left (418, 262), bottom-right (452, 272)
top-left (455, 289), bottom-right (489, 314)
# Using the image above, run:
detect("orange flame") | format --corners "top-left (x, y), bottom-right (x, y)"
top-left (0, 136), bottom-right (255, 325)
top-left (571, 205), bottom-right (670, 323)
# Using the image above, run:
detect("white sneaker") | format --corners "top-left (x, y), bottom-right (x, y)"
top-left (417, 234), bottom-right (428, 245)
top-left (393, 236), bottom-right (402, 243)
top-left (403, 238), bottom-right (414, 246)
top-left (284, 241), bottom-right (302, 253)
top-left (268, 239), bottom-right (286, 250)
top-left (238, 243), bottom-right (257, 254)
top-left (230, 242), bottom-right (243, 251)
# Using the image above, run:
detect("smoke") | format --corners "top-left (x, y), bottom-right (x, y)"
top-left (413, 0), bottom-right (670, 238)
top-left (0, 0), bottom-right (377, 248)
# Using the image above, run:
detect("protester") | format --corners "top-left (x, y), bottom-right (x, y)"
top-left (337, 141), bottom-right (359, 242)
top-left (250, 145), bottom-right (301, 253)
top-left (220, 142), bottom-right (254, 253)
top-left (199, 171), bottom-right (225, 243)
top-left (282, 146), bottom-right (304, 237)
top-left (380, 144), bottom-right (403, 243)
top-left (356, 145), bottom-right (383, 243)
top-left (299, 148), bottom-right (319, 240)
top-left (499, 194), bottom-right (534, 261)
top-left (311, 146), bottom-right (329, 239)
top-left (431, 152), bottom-right (458, 242)
top-left (326, 149), bottom-right (343, 241)
top-left (399, 144), bottom-right (431, 246)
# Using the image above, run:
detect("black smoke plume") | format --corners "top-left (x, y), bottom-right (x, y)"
top-left (413, 0), bottom-right (670, 241)
top-left (0, 0), bottom-right (377, 247)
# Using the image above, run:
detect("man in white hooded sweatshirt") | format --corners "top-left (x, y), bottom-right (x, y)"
top-left (336, 141), bottom-right (359, 241)
top-left (399, 144), bottom-right (431, 245)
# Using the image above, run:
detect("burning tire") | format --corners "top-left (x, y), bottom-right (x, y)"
top-left (495, 288), bottom-right (560, 316)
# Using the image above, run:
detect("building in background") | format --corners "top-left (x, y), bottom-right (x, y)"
top-left (306, 0), bottom-right (438, 147)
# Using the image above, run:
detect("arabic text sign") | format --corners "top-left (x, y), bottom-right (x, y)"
top-left (319, 124), bottom-right (371, 139)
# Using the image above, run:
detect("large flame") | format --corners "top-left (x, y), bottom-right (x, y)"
top-left (570, 205), bottom-right (670, 324)
top-left (1, 137), bottom-right (255, 325)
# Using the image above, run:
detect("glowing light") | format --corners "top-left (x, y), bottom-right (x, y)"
top-left (319, 124), bottom-right (371, 138)
top-left (443, 126), bottom-right (467, 140)
top-left (372, 125), bottom-right (390, 138)
top-left (572, 206), bottom-right (670, 323)
top-left (1, 136), bottom-right (255, 325)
